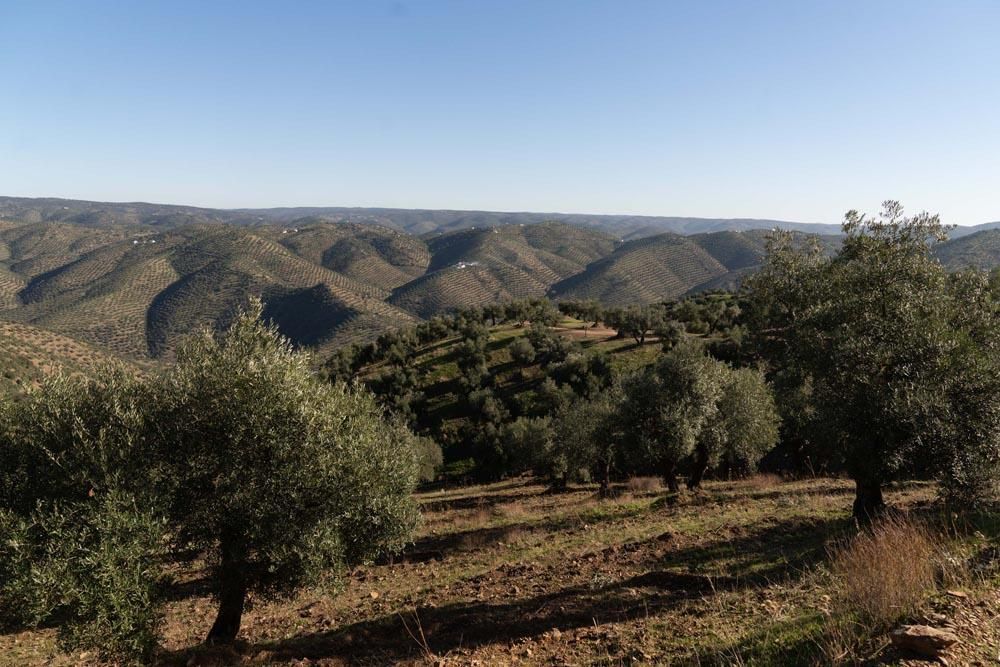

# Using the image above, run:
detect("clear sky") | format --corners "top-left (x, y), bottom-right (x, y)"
top-left (1, 1), bottom-right (998, 225)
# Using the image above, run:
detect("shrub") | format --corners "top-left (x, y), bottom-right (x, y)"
top-left (413, 435), bottom-right (444, 483)
top-left (509, 337), bottom-right (536, 365)
top-left (0, 366), bottom-right (164, 663)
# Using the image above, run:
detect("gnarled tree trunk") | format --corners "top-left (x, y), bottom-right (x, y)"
top-left (597, 456), bottom-right (612, 498)
top-left (663, 461), bottom-right (680, 493)
top-left (852, 477), bottom-right (885, 522)
top-left (687, 446), bottom-right (710, 490)
top-left (206, 544), bottom-right (248, 644)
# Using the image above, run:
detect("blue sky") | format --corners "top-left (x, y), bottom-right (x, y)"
top-left (1, 1), bottom-right (998, 224)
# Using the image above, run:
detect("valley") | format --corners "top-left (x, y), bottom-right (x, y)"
top-left (0, 196), bottom-right (996, 366)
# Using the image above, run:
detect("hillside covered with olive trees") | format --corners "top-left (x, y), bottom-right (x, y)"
top-left (3, 202), bottom-right (1000, 666)
top-left (0, 196), bottom-right (997, 367)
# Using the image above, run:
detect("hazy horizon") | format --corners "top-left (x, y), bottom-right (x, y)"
top-left (5, 192), bottom-right (996, 229)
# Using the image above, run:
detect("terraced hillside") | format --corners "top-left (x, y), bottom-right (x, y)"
top-left (262, 221), bottom-right (431, 290)
top-left (934, 229), bottom-right (1000, 271)
top-left (4, 226), bottom-right (416, 359)
top-left (0, 321), bottom-right (123, 397)
top-left (0, 222), bottom-right (133, 280)
top-left (549, 233), bottom-right (731, 304)
top-left (548, 230), bottom-right (845, 306)
top-left (0, 198), bottom-right (995, 362)
top-left (389, 223), bottom-right (615, 317)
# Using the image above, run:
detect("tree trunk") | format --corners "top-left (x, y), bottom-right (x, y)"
top-left (852, 477), bottom-right (885, 522)
top-left (550, 473), bottom-right (568, 493)
top-left (687, 446), bottom-right (709, 490)
top-left (663, 462), bottom-right (680, 493)
top-left (206, 547), bottom-right (248, 644)
top-left (598, 457), bottom-right (612, 498)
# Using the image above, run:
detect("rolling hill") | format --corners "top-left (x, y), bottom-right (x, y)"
top-left (0, 196), bottom-right (996, 370)
top-left (260, 221), bottom-right (431, 291)
top-left (3, 195), bottom-right (996, 239)
top-left (388, 223), bottom-right (616, 317)
top-left (0, 321), bottom-right (124, 397)
top-left (2, 225), bottom-right (416, 359)
top-left (549, 231), bottom-right (758, 304)
top-left (934, 229), bottom-right (1000, 270)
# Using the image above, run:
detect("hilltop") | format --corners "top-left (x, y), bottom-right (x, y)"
top-left (0, 195), bottom-right (838, 238)
top-left (388, 223), bottom-right (615, 317)
top-left (0, 196), bottom-right (996, 368)
top-left (934, 228), bottom-right (1000, 271)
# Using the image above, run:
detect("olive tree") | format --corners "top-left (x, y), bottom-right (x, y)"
top-left (746, 202), bottom-right (1000, 518)
top-left (0, 368), bottom-right (165, 665)
top-left (688, 366), bottom-right (779, 488)
top-left (619, 342), bottom-right (725, 492)
top-left (546, 391), bottom-right (622, 493)
top-left (153, 301), bottom-right (420, 643)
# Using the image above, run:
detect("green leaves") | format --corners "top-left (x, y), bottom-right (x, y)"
top-left (746, 202), bottom-right (1000, 513)
top-left (0, 493), bottom-right (166, 665)
top-left (618, 342), bottom-right (778, 489)
top-left (1, 298), bottom-right (423, 653)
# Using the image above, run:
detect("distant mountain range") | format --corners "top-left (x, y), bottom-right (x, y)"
top-left (0, 196), bottom-right (997, 363)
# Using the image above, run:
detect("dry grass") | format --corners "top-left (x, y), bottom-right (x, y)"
top-left (6, 478), bottom-right (998, 666)
top-left (828, 514), bottom-right (940, 626)
top-left (625, 476), bottom-right (663, 494)
top-left (741, 472), bottom-right (785, 490)
top-left (821, 513), bottom-right (974, 664)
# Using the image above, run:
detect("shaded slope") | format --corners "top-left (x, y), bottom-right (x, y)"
top-left (688, 230), bottom-right (771, 271)
top-left (934, 229), bottom-right (1000, 270)
top-left (142, 229), bottom-right (415, 357)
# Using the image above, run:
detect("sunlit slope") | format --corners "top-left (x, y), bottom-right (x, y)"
top-left (389, 223), bottom-right (615, 316)
top-left (7, 227), bottom-right (416, 359)
top-left (262, 221), bottom-right (431, 291)
top-left (0, 221), bottom-right (132, 279)
top-left (0, 321), bottom-right (124, 397)
top-left (549, 233), bottom-right (730, 304)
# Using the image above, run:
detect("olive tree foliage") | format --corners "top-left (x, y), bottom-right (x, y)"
top-left (545, 387), bottom-right (623, 493)
top-left (153, 301), bottom-right (421, 643)
top-left (618, 342), bottom-right (779, 491)
top-left (0, 368), bottom-right (166, 664)
top-left (931, 270), bottom-right (1000, 506)
top-left (619, 342), bottom-right (725, 492)
top-left (688, 366), bottom-right (780, 488)
top-left (412, 435), bottom-right (444, 483)
top-left (501, 416), bottom-right (555, 476)
top-left (455, 322), bottom-right (491, 390)
top-left (0, 493), bottom-right (166, 664)
top-left (745, 202), bottom-right (1000, 518)
top-left (509, 337), bottom-right (536, 365)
